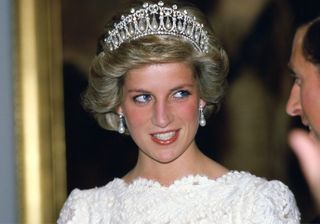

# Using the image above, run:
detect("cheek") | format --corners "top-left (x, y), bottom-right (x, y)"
top-left (124, 108), bottom-right (149, 129)
top-left (300, 85), bottom-right (320, 129)
top-left (301, 84), bottom-right (318, 111)
top-left (176, 102), bottom-right (199, 122)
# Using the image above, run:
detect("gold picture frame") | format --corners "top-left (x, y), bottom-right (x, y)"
top-left (14, 0), bottom-right (66, 223)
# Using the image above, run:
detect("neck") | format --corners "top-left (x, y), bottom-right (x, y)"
top-left (123, 146), bottom-right (228, 186)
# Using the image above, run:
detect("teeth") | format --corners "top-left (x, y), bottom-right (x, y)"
top-left (153, 131), bottom-right (176, 140)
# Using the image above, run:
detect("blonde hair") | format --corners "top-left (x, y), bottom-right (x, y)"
top-left (83, 0), bottom-right (229, 133)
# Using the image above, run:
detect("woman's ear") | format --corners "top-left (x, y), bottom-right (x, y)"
top-left (199, 99), bottom-right (206, 108)
top-left (117, 106), bottom-right (123, 115)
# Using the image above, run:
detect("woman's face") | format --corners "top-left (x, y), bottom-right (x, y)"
top-left (119, 62), bottom-right (205, 164)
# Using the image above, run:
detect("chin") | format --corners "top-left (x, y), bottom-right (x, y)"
top-left (151, 152), bottom-right (181, 164)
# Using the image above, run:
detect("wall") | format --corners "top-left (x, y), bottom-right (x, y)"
top-left (0, 0), bottom-right (18, 222)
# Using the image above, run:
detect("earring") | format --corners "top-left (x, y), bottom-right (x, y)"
top-left (118, 113), bottom-right (125, 134)
top-left (199, 106), bottom-right (206, 127)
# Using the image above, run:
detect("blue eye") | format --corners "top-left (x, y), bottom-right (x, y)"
top-left (173, 90), bottom-right (191, 99)
top-left (133, 94), bottom-right (152, 104)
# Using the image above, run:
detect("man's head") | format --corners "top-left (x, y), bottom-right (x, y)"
top-left (286, 18), bottom-right (320, 141)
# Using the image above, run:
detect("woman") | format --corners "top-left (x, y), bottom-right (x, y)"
top-left (58, 1), bottom-right (300, 223)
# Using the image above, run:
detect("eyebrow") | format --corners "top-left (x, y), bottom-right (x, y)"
top-left (126, 84), bottom-right (195, 94)
top-left (170, 84), bottom-right (195, 92)
top-left (127, 89), bottom-right (150, 94)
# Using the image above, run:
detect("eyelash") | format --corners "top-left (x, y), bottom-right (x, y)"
top-left (173, 90), bottom-right (191, 99)
top-left (133, 94), bottom-right (152, 104)
top-left (132, 90), bottom-right (191, 104)
top-left (295, 78), bottom-right (301, 85)
top-left (289, 72), bottom-right (301, 85)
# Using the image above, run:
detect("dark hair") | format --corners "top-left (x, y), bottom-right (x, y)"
top-left (303, 17), bottom-right (320, 65)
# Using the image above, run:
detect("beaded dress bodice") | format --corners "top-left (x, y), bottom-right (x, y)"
top-left (57, 171), bottom-right (300, 224)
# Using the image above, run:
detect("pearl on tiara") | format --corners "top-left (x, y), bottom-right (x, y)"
top-left (102, 1), bottom-right (209, 53)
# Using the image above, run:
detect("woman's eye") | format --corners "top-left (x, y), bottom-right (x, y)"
top-left (173, 90), bottom-right (191, 99)
top-left (133, 94), bottom-right (152, 104)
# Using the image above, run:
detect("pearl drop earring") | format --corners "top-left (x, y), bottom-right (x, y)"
top-left (199, 106), bottom-right (206, 127)
top-left (118, 113), bottom-right (125, 134)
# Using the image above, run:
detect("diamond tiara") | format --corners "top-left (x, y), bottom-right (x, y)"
top-left (102, 1), bottom-right (209, 53)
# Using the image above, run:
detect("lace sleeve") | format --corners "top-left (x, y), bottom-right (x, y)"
top-left (251, 180), bottom-right (301, 224)
top-left (57, 189), bottom-right (89, 224)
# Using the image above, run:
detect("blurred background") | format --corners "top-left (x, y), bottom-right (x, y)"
top-left (62, 0), bottom-right (320, 221)
top-left (1, 0), bottom-right (320, 223)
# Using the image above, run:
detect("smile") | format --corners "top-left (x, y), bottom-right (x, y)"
top-left (151, 130), bottom-right (179, 145)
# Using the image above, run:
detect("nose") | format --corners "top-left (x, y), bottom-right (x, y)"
top-left (151, 101), bottom-right (172, 128)
top-left (286, 84), bottom-right (302, 117)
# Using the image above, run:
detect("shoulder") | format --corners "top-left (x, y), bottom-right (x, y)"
top-left (252, 179), bottom-right (301, 223)
top-left (225, 171), bottom-right (301, 223)
top-left (57, 179), bottom-right (123, 224)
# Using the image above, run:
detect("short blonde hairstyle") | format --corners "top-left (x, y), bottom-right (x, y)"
top-left (83, 0), bottom-right (229, 133)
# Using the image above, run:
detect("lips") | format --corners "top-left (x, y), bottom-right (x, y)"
top-left (151, 130), bottom-right (179, 145)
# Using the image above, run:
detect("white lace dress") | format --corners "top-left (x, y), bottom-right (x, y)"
top-left (57, 171), bottom-right (300, 224)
